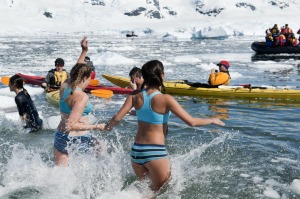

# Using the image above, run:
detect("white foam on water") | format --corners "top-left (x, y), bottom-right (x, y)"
top-left (0, 96), bottom-right (16, 109)
top-left (0, 133), bottom-right (156, 199)
top-left (0, 86), bottom-right (44, 97)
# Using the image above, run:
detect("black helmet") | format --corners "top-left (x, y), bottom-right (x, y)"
top-left (55, 58), bottom-right (64, 66)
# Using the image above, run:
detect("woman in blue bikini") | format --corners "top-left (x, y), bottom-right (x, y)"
top-left (104, 60), bottom-right (225, 191)
top-left (54, 37), bottom-right (106, 166)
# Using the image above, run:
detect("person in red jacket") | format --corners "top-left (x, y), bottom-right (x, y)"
top-left (276, 33), bottom-right (286, 46)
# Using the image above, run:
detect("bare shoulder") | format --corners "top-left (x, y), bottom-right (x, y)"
top-left (71, 89), bottom-right (88, 103)
top-left (162, 93), bottom-right (175, 101)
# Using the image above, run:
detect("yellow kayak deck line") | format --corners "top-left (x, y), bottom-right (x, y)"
top-left (102, 74), bottom-right (300, 101)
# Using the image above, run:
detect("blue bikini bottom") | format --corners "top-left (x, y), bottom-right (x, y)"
top-left (54, 131), bottom-right (94, 154)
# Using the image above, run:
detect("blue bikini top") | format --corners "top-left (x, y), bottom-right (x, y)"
top-left (136, 89), bottom-right (171, 124)
top-left (59, 84), bottom-right (92, 116)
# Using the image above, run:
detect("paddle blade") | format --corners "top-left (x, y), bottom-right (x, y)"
top-left (90, 79), bottom-right (100, 86)
top-left (1, 76), bottom-right (10, 85)
top-left (90, 89), bottom-right (113, 98)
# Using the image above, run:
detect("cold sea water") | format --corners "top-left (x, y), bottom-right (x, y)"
top-left (0, 34), bottom-right (299, 199)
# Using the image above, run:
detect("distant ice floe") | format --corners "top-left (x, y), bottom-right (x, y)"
top-left (250, 61), bottom-right (294, 71)
top-left (263, 187), bottom-right (280, 199)
top-left (162, 33), bottom-right (177, 41)
top-left (230, 71), bottom-right (243, 79)
top-left (95, 51), bottom-right (136, 66)
top-left (173, 55), bottom-right (202, 64)
top-left (192, 25), bottom-right (240, 39)
top-left (196, 62), bottom-right (215, 71)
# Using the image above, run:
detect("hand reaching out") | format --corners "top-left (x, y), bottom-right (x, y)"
top-left (211, 118), bottom-right (225, 126)
top-left (81, 36), bottom-right (88, 51)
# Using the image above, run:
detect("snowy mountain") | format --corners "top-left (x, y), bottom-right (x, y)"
top-left (0, 0), bottom-right (299, 38)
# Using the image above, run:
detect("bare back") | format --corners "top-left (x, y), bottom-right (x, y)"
top-left (132, 89), bottom-right (169, 145)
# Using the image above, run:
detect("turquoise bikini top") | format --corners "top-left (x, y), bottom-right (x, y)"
top-left (59, 84), bottom-right (92, 116)
top-left (136, 89), bottom-right (171, 124)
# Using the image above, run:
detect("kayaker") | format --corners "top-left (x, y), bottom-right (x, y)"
top-left (41, 58), bottom-right (69, 92)
top-left (208, 60), bottom-right (231, 87)
top-left (84, 56), bottom-right (96, 79)
top-left (103, 60), bottom-right (225, 194)
top-left (53, 36), bottom-right (106, 166)
top-left (9, 74), bottom-right (43, 133)
top-left (128, 66), bottom-right (144, 92)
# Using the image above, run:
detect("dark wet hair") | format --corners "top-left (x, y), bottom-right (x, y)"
top-left (69, 63), bottom-right (92, 90)
top-left (9, 74), bottom-right (30, 97)
top-left (55, 58), bottom-right (64, 66)
top-left (141, 60), bottom-right (166, 93)
top-left (129, 66), bottom-right (142, 78)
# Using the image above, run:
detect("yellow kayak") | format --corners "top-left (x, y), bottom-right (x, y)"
top-left (102, 74), bottom-right (300, 101)
top-left (45, 90), bottom-right (60, 106)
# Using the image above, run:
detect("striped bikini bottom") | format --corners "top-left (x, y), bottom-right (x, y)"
top-left (130, 143), bottom-right (168, 165)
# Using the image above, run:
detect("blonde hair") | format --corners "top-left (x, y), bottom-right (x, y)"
top-left (69, 63), bottom-right (92, 91)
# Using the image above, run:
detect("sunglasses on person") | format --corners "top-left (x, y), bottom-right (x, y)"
top-left (56, 65), bottom-right (64, 67)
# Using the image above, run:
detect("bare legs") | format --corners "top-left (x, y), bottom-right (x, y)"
top-left (132, 158), bottom-right (171, 191)
top-left (54, 148), bottom-right (68, 167)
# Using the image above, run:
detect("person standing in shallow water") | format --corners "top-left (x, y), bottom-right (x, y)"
top-left (103, 60), bottom-right (225, 192)
top-left (9, 74), bottom-right (43, 133)
top-left (53, 36), bottom-right (106, 166)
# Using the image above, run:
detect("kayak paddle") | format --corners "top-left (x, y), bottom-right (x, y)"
top-left (1, 76), bottom-right (10, 85)
top-left (89, 79), bottom-right (100, 86)
top-left (90, 89), bottom-right (113, 98)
